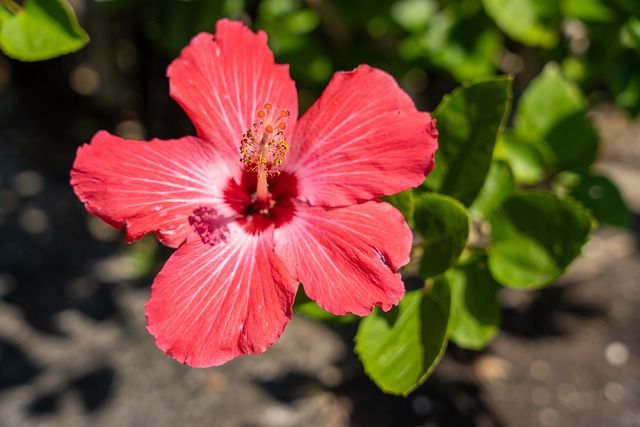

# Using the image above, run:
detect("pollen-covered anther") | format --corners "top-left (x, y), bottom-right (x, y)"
top-left (239, 102), bottom-right (290, 173)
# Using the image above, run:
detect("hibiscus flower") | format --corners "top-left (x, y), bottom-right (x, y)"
top-left (71, 19), bottom-right (438, 367)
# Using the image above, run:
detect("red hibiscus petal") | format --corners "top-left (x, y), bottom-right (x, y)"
top-left (168, 19), bottom-right (298, 161)
top-left (145, 225), bottom-right (298, 367)
top-left (71, 131), bottom-right (239, 248)
top-left (284, 65), bottom-right (438, 207)
top-left (274, 201), bottom-right (410, 316)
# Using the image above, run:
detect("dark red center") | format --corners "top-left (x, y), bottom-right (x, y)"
top-left (224, 170), bottom-right (298, 233)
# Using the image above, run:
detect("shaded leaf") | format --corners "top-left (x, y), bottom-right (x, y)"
top-left (391, 0), bottom-right (437, 31)
top-left (488, 191), bottom-right (593, 288)
top-left (481, 0), bottom-right (560, 48)
top-left (422, 149), bottom-right (446, 191)
top-left (419, 11), bottom-right (502, 81)
top-left (570, 174), bottom-right (631, 228)
top-left (381, 189), bottom-right (416, 227)
top-left (415, 193), bottom-right (470, 279)
top-left (611, 50), bottom-right (640, 115)
top-left (448, 259), bottom-right (500, 350)
top-left (514, 63), bottom-right (598, 172)
top-left (470, 160), bottom-right (516, 220)
top-left (562, 0), bottom-right (618, 22)
top-left (355, 282), bottom-right (451, 396)
top-left (515, 63), bottom-right (585, 137)
top-left (495, 132), bottom-right (553, 185)
top-left (433, 75), bottom-right (512, 205)
top-left (546, 112), bottom-right (599, 173)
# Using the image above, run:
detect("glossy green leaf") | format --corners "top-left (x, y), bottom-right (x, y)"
top-left (414, 193), bottom-right (470, 279)
top-left (514, 63), bottom-right (598, 172)
top-left (488, 191), bottom-right (593, 288)
top-left (470, 160), bottom-right (516, 220)
top-left (481, 0), bottom-right (559, 48)
top-left (0, 0), bottom-right (89, 61)
top-left (355, 282), bottom-right (451, 396)
top-left (433, 75), bottom-right (512, 205)
top-left (570, 175), bottom-right (631, 228)
top-left (381, 189), bottom-right (416, 227)
top-left (448, 260), bottom-right (500, 350)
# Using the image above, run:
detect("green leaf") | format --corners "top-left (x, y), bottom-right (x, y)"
top-left (570, 175), bottom-right (632, 228)
top-left (0, 7), bottom-right (12, 25)
top-left (293, 291), bottom-right (358, 323)
top-left (419, 10), bottom-right (502, 81)
top-left (0, 0), bottom-right (89, 61)
top-left (515, 63), bottom-right (586, 137)
top-left (481, 0), bottom-right (559, 48)
top-left (611, 50), bottom-right (640, 115)
top-left (381, 189), bottom-right (416, 227)
top-left (469, 160), bottom-right (516, 220)
top-left (562, 0), bottom-right (618, 22)
top-left (448, 259), bottom-right (500, 350)
top-left (433, 75), bottom-right (512, 205)
top-left (494, 132), bottom-right (553, 185)
top-left (355, 282), bottom-right (451, 396)
top-left (391, 0), bottom-right (437, 31)
top-left (414, 193), bottom-right (470, 279)
top-left (621, 17), bottom-right (640, 53)
top-left (546, 113), bottom-right (599, 173)
top-left (514, 63), bottom-right (598, 172)
top-left (488, 191), bottom-right (593, 288)
top-left (422, 150), bottom-right (446, 191)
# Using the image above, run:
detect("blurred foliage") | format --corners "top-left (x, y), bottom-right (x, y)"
top-left (0, 0), bottom-right (88, 60)
top-left (3, 0), bottom-right (636, 395)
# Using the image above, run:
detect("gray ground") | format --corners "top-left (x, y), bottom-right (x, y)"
top-left (0, 105), bottom-right (638, 426)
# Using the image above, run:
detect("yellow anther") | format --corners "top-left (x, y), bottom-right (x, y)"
top-left (239, 102), bottom-right (290, 174)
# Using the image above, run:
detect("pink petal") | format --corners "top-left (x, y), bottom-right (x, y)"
top-left (145, 224), bottom-right (298, 367)
top-left (274, 201), bottom-right (410, 316)
top-left (168, 19), bottom-right (298, 161)
top-left (71, 131), bottom-right (239, 248)
top-left (284, 65), bottom-right (438, 207)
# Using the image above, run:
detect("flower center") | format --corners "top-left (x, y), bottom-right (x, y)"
top-left (239, 102), bottom-right (290, 203)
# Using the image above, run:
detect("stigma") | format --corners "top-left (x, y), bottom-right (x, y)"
top-left (240, 103), bottom-right (290, 173)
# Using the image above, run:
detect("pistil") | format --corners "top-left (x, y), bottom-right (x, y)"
top-left (240, 103), bottom-right (290, 206)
